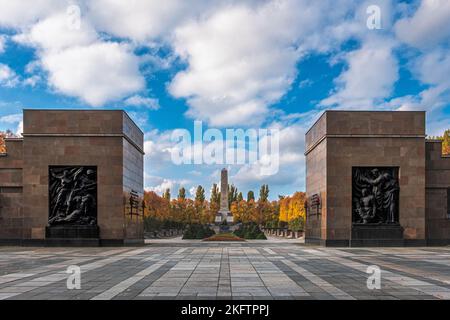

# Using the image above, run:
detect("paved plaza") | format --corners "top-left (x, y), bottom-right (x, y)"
top-left (1, 238), bottom-right (450, 300)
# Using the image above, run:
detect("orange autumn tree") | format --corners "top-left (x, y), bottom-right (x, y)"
top-left (0, 130), bottom-right (16, 154)
top-left (0, 132), bottom-right (5, 154)
top-left (231, 199), bottom-right (258, 223)
top-left (278, 192), bottom-right (306, 230)
top-left (143, 191), bottom-right (170, 220)
top-left (279, 196), bottom-right (289, 223)
top-left (443, 129), bottom-right (450, 156)
top-left (427, 129), bottom-right (450, 156)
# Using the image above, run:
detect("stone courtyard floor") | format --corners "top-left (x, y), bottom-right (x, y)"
top-left (1, 237), bottom-right (450, 300)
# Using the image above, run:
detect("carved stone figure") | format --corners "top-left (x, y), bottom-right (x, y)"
top-left (354, 188), bottom-right (376, 224)
top-left (48, 166), bottom-right (97, 226)
top-left (352, 167), bottom-right (399, 224)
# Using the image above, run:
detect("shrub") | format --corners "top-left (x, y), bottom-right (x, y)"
top-left (233, 222), bottom-right (266, 240)
top-left (278, 220), bottom-right (288, 228)
top-left (288, 217), bottom-right (304, 232)
top-left (264, 220), bottom-right (278, 228)
top-left (256, 233), bottom-right (267, 240)
top-left (182, 223), bottom-right (215, 239)
top-left (144, 217), bottom-right (184, 232)
top-left (144, 216), bottom-right (162, 232)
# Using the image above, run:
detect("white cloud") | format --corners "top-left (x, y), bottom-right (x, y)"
top-left (0, 64), bottom-right (20, 87)
top-left (11, 11), bottom-right (145, 106)
top-left (0, 113), bottom-right (23, 137)
top-left (87, 0), bottom-right (213, 42)
top-left (41, 42), bottom-right (144, 106)
top-left (144, 129), bottom-right (176, 165)
top-left (23, 75), bottom-right (41, 87)
top-left (169, 0), bottom-right (354, 126)
top-left (127, 111), bottom-right (149, 128)
top-left (2, 0), bottom-right (363, 119)
top-left (0, 0), bottom-right (64, 28)
top-left (385, 48), bottom-right (450, 113)
top-left (189, 186), bottom-right (197, 198)
top-left (298, 79), bottom-right (313, 89)
top-left (414, 48), bottom-right (450, 88)
top-left (13, 13), bottom-right (97, 51)
top-left (145, 175), bottom-right (190, 196)
top-left (321, 37), bottom-right (398, 109)
top-left (395, 0), bottom-right (450, 49)
top-left (0, 113), bottom-right (22, 123)
top-left (15, 121), bottom-right (23, 136)
top-left (124, 95), bottom-right (160, 110)
top-left (232, 121), bottom-right (307, 189)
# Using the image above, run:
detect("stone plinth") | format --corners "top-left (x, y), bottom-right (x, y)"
top-left (216, 168), bottom-right (233, 224)
top-left (351, 224), bottom-right (404, 247)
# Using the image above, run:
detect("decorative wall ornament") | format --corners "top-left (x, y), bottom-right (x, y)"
top-left (352, 167), bottom-right (399, 224)
top-left (128, 189), bottom-right (140, 216)
top-left (48, 166), bottom-right (97, 226)
top-left (306, 194), bottom-right (321, 216)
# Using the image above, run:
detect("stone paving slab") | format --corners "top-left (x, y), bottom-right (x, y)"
top-left (0, 242), bottom-right (449, 300)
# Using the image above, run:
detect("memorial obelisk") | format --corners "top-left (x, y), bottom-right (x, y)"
top-left (215, 168), bottom-right (233, 224)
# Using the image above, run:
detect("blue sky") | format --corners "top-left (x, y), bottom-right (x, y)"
top-left (0, 0), bottom-right (449, 200)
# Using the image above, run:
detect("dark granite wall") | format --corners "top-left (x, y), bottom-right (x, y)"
top-left (425, 140), bottom-right (450, 245)
top-left (0, 139), bottom-right (24, 240)
top-left (0, 110), bottom-right (144, 245)
top-left (305, 111), bottom-right (426, 246)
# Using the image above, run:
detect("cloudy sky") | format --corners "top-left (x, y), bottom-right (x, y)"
top-left (0, 0), bottom-right (449, 199)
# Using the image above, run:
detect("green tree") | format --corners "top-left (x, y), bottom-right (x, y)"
top-left (162, 188), bottom-right (171, 201)
top-left (195, 185), bottom-right (205, 203)
top-left (237, 192), bottom-right (243, 202)
top-left (210, 183), bottom-right (220, 206)
top-left (247, 190), bottom-right (255, 202)
top-left (178, 187), bottom-right (186, 200)
top-left (228, 184), bottom-right (238, 207)
top-left (259, 184), bottom-right (269, 202)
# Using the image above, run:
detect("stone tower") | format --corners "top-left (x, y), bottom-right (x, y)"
top-left (215, 168), bottom-right (233, 223)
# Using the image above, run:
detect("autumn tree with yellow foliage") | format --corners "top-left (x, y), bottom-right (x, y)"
top-left (427, 129), bottom-right (450, 156)
top-left (0, 130), bottom-right (17, 154)
top-left (0, 133), bottom-right (5, 154)
top-left (278, 192), bottom-right (306, 231)
top-left (443, 129), bottom-right (450, 155)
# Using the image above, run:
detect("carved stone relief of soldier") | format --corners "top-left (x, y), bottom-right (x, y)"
top-left (352, 167), bottom-right (399, 224)
top-left (48, 166), bottom-right (97, 226)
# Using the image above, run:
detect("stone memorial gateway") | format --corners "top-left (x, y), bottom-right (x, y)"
top-left (0, 109), bottom-right (449, 247)
top-left (305, 111), bottom-right (450, 246)
top-left (0, 110), bottom-right (144, 246)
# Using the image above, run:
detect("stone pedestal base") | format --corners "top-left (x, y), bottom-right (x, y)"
top-left (350, 224), bottom-right (404, 247)
top-left (45, 225), bottom-right (100, 246)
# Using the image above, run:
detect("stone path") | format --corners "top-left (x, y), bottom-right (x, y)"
top-left (0, 241), bottom-right (450, 300)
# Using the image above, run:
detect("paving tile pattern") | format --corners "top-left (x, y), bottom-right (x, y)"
top-left (0, 243), bottom-right (450, 300)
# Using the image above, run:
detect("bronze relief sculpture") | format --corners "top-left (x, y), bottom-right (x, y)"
top-left (48, 166), bottom-right (97, 226)
top-left (352, 167), bottom-right (399, 224)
